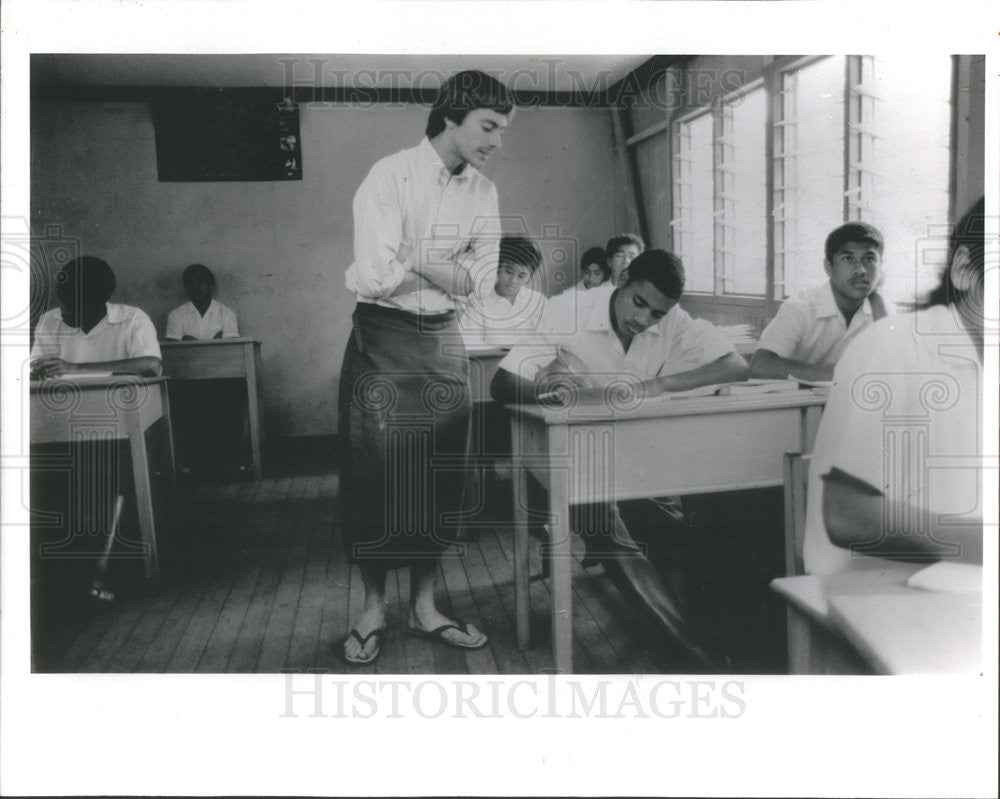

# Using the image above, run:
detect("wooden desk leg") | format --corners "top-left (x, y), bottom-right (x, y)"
top-left (126, 415), bottom-right (160, 582)
top-left (245, 346), bottom-right (263, 479)
top-left (513, 455), bottom-right (531, 651)
top-left (160, 384), bottom-right (177, 489)
top-left (548, 427), bottom-right (573, 675)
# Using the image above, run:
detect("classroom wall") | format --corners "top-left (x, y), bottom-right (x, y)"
top-left (31, 99), bottom-right (625, 437)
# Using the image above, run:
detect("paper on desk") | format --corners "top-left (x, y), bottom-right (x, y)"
top-left (658, 383), bottom-right (725, 399)
top-left (717, 379), bottom-right (800, 396)
top-left (906, 561), bottom-right (982, 594)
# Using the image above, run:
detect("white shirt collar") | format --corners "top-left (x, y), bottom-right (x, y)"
top-left (419, 136), bottom-right (474, 185)
top-left (585, 287), bottom-right (662, 337)
top-left (818, 280), bottom-right (871, 320)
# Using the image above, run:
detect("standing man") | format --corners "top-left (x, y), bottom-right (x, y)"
top-left (337, 70), bottom-right (513, 664)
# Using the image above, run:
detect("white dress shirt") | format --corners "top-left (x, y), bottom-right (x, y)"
top-left (165, 300), bottom-right (239, 340)
top-left (498, 284), bottom-right (735, 386)
top-left (459, 286), bottom-right (547, 347)
top-left (756, 280), bottom-right (895, 367)
top-left (345, 137), bottom-right (501, 314)
top-left (803, 305), bottom-right (982, 573)
top-left (31, 303), bottom-right (161, 363)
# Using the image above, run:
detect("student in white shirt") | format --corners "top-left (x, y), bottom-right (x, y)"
top-left (165, 263), bottom-right (240, 341)
top-left (164, 264), bottom-right (246, 477)
top-left (751, 222), bottom-right (893, 381)
top-left (31, 255), bottom-right (161, 377)
top-left (806, 198), bottom-right (985, 574)
top-left (459, 235), bottom-right (546, 347)
top-left (30, 255), bottom-right (162, 603)
top-left (558, 246), bottom-right (610, 297)
top-left (492, 249), bottom-right (748, 668)
top-left (337, 70), bottom-right (512, 665)
top-left (606, 232), bottom-right (645, 288)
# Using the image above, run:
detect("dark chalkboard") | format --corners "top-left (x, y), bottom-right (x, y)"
top-left (152, 90), bottom-right (301, 182)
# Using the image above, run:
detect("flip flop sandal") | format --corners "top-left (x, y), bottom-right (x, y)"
top-left (407, 619), bottom-right (488, 650)
top-left (333, 628), bottom-right (384, 665)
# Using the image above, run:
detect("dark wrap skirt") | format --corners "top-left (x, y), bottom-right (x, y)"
top-left (338, 302), bottom-right (472, 569)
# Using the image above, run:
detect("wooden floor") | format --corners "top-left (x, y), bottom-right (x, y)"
top-left (32, 471), bottom-right (788, 674)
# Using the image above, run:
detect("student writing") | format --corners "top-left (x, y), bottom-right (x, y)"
top-left (491, 249), bottom-right (749, 668)
top-left (31, 255), bottom-right (162, 378)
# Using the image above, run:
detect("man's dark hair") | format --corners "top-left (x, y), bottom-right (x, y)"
top-left (499, 236), bottom-right (542, 275)
top-left (580, 246), bottom-right (610, 279)
top-left (425, 70), bottom-right (514, 138)
top-left (56, 255), bottom-right (116, 305)
top-left (824, 222), bottom-right (884, 263)
top-left (182, 263), bottom-right (216, 287)
top-left (924, 196), bottom-right (985, 309)
top-left (624, 249), bottom-right (685, 300)
top-left (605, 233), bottom-right (645, 259)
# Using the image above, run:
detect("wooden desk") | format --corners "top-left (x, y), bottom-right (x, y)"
top-left (508, 390), bottom-right (826, 673)
top-left (772, 564), bottom-right (983, 674)
top-left (31, 376), bottom-right (174, 581)
top-left (160, 338), bottom-right (264, 479)
top-left (466, 347), bottom-right (508, 404)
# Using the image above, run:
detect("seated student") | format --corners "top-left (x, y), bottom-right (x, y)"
top-left (459, 236), bottom-right (547, 347)
top-left (559, 246), bottom-right (610, 296)
top-left (606, 232), bottom-right (645, 288)
top-left (164, 263), bottom-right (247, 476)
top-left (806, 198), bottom-right (985, 574)
top-left (491, 249), bottom-right (749, 668)
top-left (30, 255), bottom-right (162, 603)
top-left (751, 222), bottom-right (893, 381)
top-left (31, 255), bottom-right (162, 378)
top-left (165, 263), bottom-right (240, 340)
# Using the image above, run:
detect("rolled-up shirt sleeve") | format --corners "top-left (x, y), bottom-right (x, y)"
top-left (756, 300), bottom-right (808, 358)
top-left (126, 310), bottom-right (163, 359)
top-left (347, 165), bottom-right (410, 300)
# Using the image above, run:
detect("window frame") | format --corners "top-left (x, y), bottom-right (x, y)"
top-left (624, 54), bottom-right (956, 321)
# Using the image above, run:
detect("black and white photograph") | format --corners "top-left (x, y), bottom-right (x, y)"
top-left (1, 1), bottom-right (997, 796)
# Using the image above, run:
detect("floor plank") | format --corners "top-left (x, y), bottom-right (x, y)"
top-left (32, 468), bottom-right (782, 674)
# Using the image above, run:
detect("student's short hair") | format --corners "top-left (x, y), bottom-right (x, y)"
top-left (580, 246), bottom-right (610, 278)
top-left (425, 70), bottom-right (514, 138)
top-left (499, 236), bottom-right (542, 275)
top-left (623, 249), bottom-right (685, 300)
top-left (57, 255), bottom-right (116, 304)
top-left (824, 222), bottom-right (884, 263)
top-left (606, 233), bottom-right (645, 259)
top-left (924, 196), bottom-right (985, 309)
top-left (182, 263), bottom-right (216, 287)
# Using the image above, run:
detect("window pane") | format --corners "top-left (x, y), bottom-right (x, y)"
top-left (776, 56), bottom-right (845, 298)
top-left (851, 55), bottom-right (952, 304)
top-left (672, 111), bottom-right (714, 293)
top-left (719, 86), bottom-right (767, 295)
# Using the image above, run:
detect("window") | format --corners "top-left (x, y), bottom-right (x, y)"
top-left (630, 55), bottom-right (955, 310)
top-left (775, 56), bottom-right (845, 298)
top-left (718, 86), bottom-right (767, 295)
top-left (672, 111), bottom-right (714, 293)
